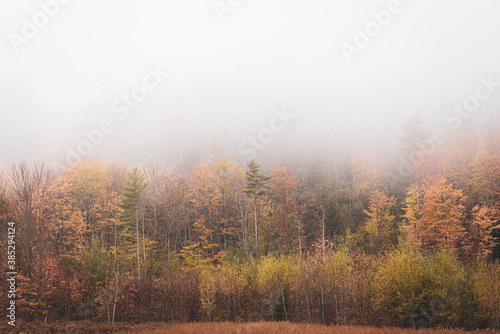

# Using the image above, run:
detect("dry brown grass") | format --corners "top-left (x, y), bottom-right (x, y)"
top-left (0, 322), bottom-right (497, 334)
top-left (120, 322), bottom-right (498, 334)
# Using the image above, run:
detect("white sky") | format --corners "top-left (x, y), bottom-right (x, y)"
top-left (1, 0), bottom-right (499, 168)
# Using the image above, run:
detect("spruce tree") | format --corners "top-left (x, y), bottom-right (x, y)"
top-left (119, 167), bottom-right (147, 280)
top-left (398, 113), bottom-right (429, 163)
top-left (244, 160), bottom-right (270, 252)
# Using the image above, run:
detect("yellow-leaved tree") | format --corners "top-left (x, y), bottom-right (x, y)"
top-left (418, 177), bottom-right (465, 251)
top-left (179, 215), bottom-right (226, 270)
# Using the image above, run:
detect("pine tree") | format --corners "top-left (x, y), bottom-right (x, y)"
top-left (244, 160), bottom-right (270, 252)
top-left (398, 113), bottom-right (429, 183)
top-left (119, 167), bottom-right (147, 280)
top-left (398, 113), bottom-right (429, 159)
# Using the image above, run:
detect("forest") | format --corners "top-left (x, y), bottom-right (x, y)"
top-left (1, 114), bottom-right (500, 330)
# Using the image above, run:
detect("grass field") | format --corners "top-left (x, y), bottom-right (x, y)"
top-left (1, 322), bottom-right (497, 334)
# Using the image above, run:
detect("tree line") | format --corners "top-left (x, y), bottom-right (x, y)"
top-left (0, 115), bottom-right (499, 329)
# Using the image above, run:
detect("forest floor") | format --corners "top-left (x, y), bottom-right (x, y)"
top-left (1, 321), bottom-right (498, 334)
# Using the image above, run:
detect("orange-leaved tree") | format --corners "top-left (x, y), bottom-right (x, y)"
top-left (418, 177), bottom-right (465, 251)
top-left (268, 164), bottom-right (305, 256)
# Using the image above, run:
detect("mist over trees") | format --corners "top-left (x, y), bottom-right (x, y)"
top-left (1, 114), bottom-right (500, 329)
top-left (3, 1), bottom-right (500, 331)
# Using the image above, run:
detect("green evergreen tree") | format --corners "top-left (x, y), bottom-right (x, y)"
top-left (244, 160), bottom-right (270, 252)
top-left (119, 167), bottom-right (147, 280)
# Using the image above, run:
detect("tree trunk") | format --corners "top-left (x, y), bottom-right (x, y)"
top-left (142, 212), bottom-right (147, 277)
top-left (254, 196), bottom-right (258, 251)
top-left (320, 205), bottom-right (326, 262)
top-left (297, 218), bottom-right (302, 260)
top-left (112, 271), bottom-right (119, 323)
top-left (136, 210), bottom-right (141, 281)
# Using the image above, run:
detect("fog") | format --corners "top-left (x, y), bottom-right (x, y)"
top-left (1, 0), bottom-right (500, 171)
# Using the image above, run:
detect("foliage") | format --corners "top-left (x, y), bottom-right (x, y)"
top-left (2, 118), bottom-right (500, 329)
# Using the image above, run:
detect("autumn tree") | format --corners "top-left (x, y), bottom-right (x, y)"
top-left (47, 170), bottom-right (86, 257)
top-left (10, 162), bottom-right (50, 280)
top-left (401, 184), bottom-right (422, 246)
top-left (461, 205), bottom-right (494, 262)
top-left (303, 176), bottom-right (338, 261)
top-left (351, 190), bottom-right (397, 254)
top-left (189, 158), bottom-right (246, 253)
top-left (159, 173), bottom-right (190, 256)
top-left (64, 161), bottom-right (111, 242)
top-left (179, 215), bottom-right (226, 269)
top-left (267, 164), bottom-right (305, 256)
top-left (102, 163), bottom-right (127, 322)
top-left (417, 177), bottom-right (465, 251)
top-left (471, 146), bottom-right (500, 210)
top-left (374, 244), bottom-right (480, 328)
top-left (350, 154), bottom-right (385, 231)
top-left (9, 162), bottom-right (52, 320)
